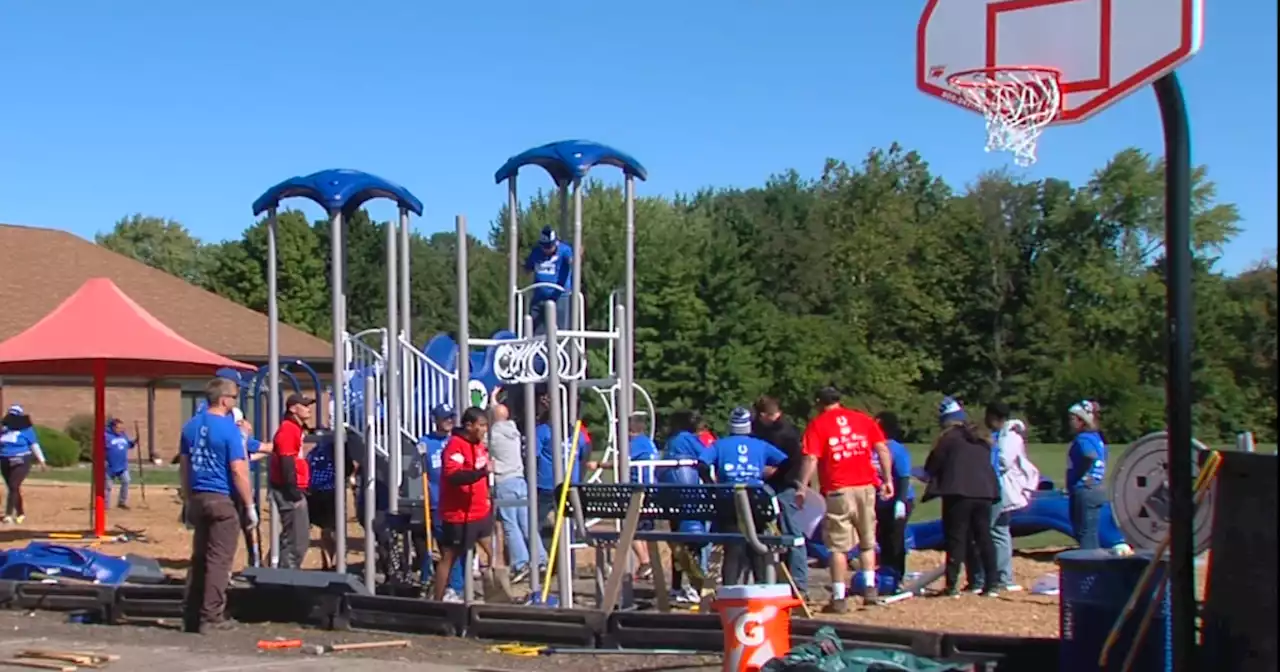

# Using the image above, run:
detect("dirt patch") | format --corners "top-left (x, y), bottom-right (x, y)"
top-left (2, 482), bottom-right (1206, 640)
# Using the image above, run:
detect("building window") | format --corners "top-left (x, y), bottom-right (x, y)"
top-left (180, 391), bottom-right (204, 421)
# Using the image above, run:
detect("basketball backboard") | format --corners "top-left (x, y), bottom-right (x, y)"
top-left (917, 0), bottom-right (1204, 124)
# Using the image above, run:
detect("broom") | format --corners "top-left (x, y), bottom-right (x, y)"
top-left (534, 420), bottom-right (584, 606)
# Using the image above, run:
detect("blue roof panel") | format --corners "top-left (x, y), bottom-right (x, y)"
top-left (252, 169), bottom-right (424, 216)
top-left (493, 139), bottom-right (648, 185)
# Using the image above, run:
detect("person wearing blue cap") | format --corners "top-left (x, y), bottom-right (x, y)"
top-left (921, 397), bottom-right (1000, 598)
top-left (0, 404), bottom-right (45, 524)
top-left (103, 417), bottom-right (138, 510)
top-left (417, 404), bottom-right (466, 601)
top-left (524, 225), bottom-right (573, 333)
top-left (700, 407), bottom-right (788, 584)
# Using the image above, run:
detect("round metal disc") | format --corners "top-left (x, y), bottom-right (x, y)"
top-left (1108, 431), bottom-right (1215, 553)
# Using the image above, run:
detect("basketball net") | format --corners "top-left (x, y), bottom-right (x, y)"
top-left (948, 66), bottom-right (1062, 167)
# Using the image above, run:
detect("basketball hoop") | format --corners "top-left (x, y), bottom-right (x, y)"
top-left (947, 66), bottom-right (1062, 167)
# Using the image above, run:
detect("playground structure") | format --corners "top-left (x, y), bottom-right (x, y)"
top-left (251, 141), bottom-right (652, 600)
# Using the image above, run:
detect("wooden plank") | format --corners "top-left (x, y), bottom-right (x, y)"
top-left (599, 490), bottom-right (646, 613)
top-left (0, 659), bottom-right (76, 672)
top-left (648, 540), bottom-right (669, 612)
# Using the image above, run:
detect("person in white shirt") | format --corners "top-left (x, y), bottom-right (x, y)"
top-left (969, 401), bottom-right (1040, 591)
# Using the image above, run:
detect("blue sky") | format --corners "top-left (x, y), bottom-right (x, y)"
top-left (1, 1), bottom-right (1274, 273)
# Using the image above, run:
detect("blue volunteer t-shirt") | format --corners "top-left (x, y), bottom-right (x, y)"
top-left (179, 411), bottom-right (247, 496)
top-left (0, 427), bottom-right (39, 459)
top-left (873, 439), bottom-right (915, 501)
top-left (1066, 431), bottom-right (1108, 491)
top-left (104, 430), bottom-right (135, 476)
top-left (699, 435), bottom-right (787, 485)
top-left (628, 434), bottom-right (659, 484)
top-left (418, 432), bottom-right (450, 515)
top-left (534, 423), bottom-right (591, 491)
top-left (525, 242), bottom-right (574, 303)
top-left (659, 431), bottom-right (705, 485)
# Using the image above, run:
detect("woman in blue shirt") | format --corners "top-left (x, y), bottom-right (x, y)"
top-left (1065, 400), bottom-right (1108, 550)
top-left (0, 404), bottom-right (46, 524)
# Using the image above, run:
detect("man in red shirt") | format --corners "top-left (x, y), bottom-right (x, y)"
top-left (269, 393), bottom-right (314, 569)
top-left (797, 386), bottom-right (893, 612)
top-left (432, 406), bottom-right (494, 602)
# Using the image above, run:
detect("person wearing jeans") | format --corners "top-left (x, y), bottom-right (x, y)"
top-left (1066, 400), bottom-right (1108, 550)
top-left (103, 418), bottom-right (137, 510)
top-left (752, 396), bottom-right (808, 595)
top-left (269, 394), bottom-right (315, 569)
top-left (968, 403), bottom-right (1042, 591)
top-left (489, 403), bottom-right (544, 584)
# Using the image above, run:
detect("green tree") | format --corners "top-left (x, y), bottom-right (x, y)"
top-left (96, 214), bottom-right (209, 285)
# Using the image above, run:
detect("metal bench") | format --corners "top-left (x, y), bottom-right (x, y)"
top-left (567, 482), bottom-right (803, 612)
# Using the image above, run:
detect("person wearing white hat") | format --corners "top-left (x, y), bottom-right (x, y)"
top-left (0, 404), bottom-right (45, 524)
top-left (1065, 400), bottom-right (1108, 550)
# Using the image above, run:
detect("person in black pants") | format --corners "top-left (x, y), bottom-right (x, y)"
top-left (922, 397), bottom-right (1001, 598)
top-left (873, 412), bottom-right (914, 591)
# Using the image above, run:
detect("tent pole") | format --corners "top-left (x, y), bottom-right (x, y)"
top-left (92, 360), bottom-right (107, 537)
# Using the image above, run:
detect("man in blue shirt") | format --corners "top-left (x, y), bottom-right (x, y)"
top-left (418, 405), bottom-right (466, 601)
top-left (700, 407), bottom-right (787, 584)
top-left (524, 226), bottom-right (573, 333)
top-left (179, 376), bottom-right (256, 634)
top-left (103, 418), bottom-right (137, 510)
top-left (873, 412), bottom-right (915, 591)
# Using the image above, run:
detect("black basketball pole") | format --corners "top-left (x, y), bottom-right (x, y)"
top-left (1154, 71), bottom-right (1196, 672)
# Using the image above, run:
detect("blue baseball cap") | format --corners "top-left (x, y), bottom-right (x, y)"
top-left (214, 367), bottom-right (244, 385)
top-left (538, 226), bottom-right (558, 246)
top-left (431, 404), bottom-right (454, 420)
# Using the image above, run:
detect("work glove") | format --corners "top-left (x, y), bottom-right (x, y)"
top-left (241, 504), bottom-right (260, 529)
top-left (893, 501), bottom-right (907, 520)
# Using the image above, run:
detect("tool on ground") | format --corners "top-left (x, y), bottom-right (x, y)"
top-left (1098, 449), bottom-right (1222, 668)
top-left (134, 420), bottom-right (147, 504)
top-left (114, 524), bottom-right (149, 543)
top-left (257, 639), bottom-right (303, 650)
top-left (538, 419), bottom-right (583, 605)
top-left (489, 643), bottom-right (706, 657)
top-left (307, 640), bottom-right (410, 655)
top-left (421, 461), bottom-right (435, 555)
top-left (1, 659), bottom-right (76, 671)
top-left (18, 650), bottom-right (119, 667)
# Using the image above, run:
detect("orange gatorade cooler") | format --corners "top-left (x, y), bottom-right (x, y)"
top-left (713, 583), bottom-right (802, 672)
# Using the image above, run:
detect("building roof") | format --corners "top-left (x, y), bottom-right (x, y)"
top-left (0, 224), bottom-right (331, 361)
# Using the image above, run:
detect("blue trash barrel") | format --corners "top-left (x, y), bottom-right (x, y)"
top-left (1058, 549), bottom-right (1172, 671)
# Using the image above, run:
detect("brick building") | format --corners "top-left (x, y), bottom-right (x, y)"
top-left (0, 223), bottom-right (333, 460)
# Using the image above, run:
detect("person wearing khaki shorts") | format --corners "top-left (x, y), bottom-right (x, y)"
top-left (823, 485), bottom-right (878, 556)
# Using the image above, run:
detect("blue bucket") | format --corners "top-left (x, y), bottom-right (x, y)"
top-left (1058, 549), bottom-right (1172, 672)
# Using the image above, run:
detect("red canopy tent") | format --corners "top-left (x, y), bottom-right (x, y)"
top-left (0, 278), bottom-right (254, 536)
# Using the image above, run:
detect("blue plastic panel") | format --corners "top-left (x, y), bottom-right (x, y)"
top-left (252, 169), bottom-right (423, 216)
top-left (493, 140), bottom-right (648, 185)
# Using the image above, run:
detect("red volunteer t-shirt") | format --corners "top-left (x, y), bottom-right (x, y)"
top-left (440, 433), bottom-right (492, 524)
top-left (269, 417), bottom-right (310, 490)
top-left (802, 405), bottom-right (885, 493)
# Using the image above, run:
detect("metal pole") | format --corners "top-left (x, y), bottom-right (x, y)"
top-left (567, 179), bottom-right (583, 440)
top-left (387, 210), bottom-right (402, 515)
top-left (331, 210), bottom-right (348, 573)
top-left (615, 304), bottom-right (630, 485)
top-left (145, 383), bottom-right (156, 465)
top-left (266, 207), bottom-right (282, 567)
top-left (507, 178), bottom-right (519, 333)
top-left (546, 304), bottom-right (571, 606)
top-left (1237, 432), bottom-right (1256, 453)
top-left (456, 215), bottom-right (470, 417)
top-left (400, 207), bottom-right (412, 341)
top-left (363, 374), bottom-right (376, 591)
top-left (624, 175), bottom-right (636, 414)
top-left (1154, 72), bottom-right (1195, 672)
top-left (522, 315), bottom-right (539, 594)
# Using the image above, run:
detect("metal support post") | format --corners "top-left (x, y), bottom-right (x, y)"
top-left (330, 210), bottom-right (348, 572)
top-left (266, 207), bottom-right (282, 567)
top-left (387, 209), bottom-right (402, 514)
top-left (547, 304), bottom-right (572, 607)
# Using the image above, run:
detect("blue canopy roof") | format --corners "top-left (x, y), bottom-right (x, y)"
top-left (251, 169), bottom-right (424, 216)
top-left (493, 140), bottom-right (648, 185)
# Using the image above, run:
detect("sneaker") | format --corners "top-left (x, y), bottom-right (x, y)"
top-left (510, 566), bottom-right (530, 585)
top-left (118, 503), bottom-right (130, 511)
top-left (1, 516), bottom-right (12, 524)
top-left (201, 619), bottom-right (237, 633)
top-left (939, 587), bottom-right (962, 599)
top-left (13, 515), bottom-right (24, 525)
top-left (822, 598), bottom-right (850, 615)
top-left (862, 586), bottom-right (880, 606)
top-left (442, 588), bottom-right (463, 603)
top-left (982, 588), bottom-right (1001, 598)
top-left (635, 563), bottom-right (654, 581)
top-left (961, 583), bottom-right (983, 595)
top-left (671, 586), bottom-right (700, 604)
top-left (1001, 583), bottom-right (1024, 593)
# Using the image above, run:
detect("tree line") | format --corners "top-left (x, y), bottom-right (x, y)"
top-left (97, 145), bottom-right (1277, 444)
